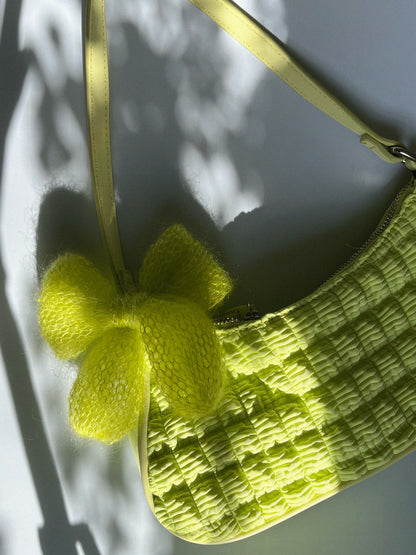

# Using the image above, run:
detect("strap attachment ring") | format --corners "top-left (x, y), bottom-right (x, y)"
top-left (388, 145), bottom-right (416, 165)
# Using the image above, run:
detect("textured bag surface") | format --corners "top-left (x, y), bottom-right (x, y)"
top-left (38, 0), bottom-right (416, 545)
top-left (135, 177), bottom-right (416, 543)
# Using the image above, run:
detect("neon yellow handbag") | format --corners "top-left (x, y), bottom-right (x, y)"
top-left (38, 0), bottom-right (416, 544)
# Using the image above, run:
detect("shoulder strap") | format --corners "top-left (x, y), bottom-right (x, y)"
top-left (85, 0), bottom-right (416, 288)
top-left (85, 0), bottom-right (134, 293)
top-left (188, 0), bottom-right (416, 170)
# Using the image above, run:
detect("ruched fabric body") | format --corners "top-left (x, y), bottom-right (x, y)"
top-left (139, 178), bottom-right (416, 543)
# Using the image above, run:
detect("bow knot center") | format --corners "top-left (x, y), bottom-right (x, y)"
top-left (111, 291), bottom-right (149, 329)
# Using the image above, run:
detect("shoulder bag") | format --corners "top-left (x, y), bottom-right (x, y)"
top-left (38, 0), bottom-right (416, 544)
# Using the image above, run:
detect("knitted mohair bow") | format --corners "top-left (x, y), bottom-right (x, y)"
top-left (38, 225), bottom-right (232, 444)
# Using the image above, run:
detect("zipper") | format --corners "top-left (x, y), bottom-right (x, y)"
top-left (214, 176), bottom-right (415, 329)
top-left (323, 178), bottom-right (415, 281)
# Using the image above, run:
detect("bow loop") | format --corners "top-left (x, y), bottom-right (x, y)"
top-left (139, 225), bottom-right (232, 311)
top-left (69, 328), bottom-right (146, 443)
top-left (139, 296), bottom-right (225, 417)
top-left (38, 254), bottom-right (116, 359)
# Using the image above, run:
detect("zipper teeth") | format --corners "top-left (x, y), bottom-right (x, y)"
top-left (214, 178), bottom-right (415, 328)
top-left (324, 180), bottom-right (412, 280)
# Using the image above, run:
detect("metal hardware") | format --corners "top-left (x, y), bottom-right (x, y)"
top-left (388, 145), bottom-right (416, 164)
top-left (214, 304), bottom-right (261, 327)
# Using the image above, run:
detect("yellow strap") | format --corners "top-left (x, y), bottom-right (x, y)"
top-left (85, 0), bottom-right (134, 293)
top-left (188, 0), bottom-right (416, 171)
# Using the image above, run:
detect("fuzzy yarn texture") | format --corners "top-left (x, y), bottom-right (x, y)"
top-left (38, 225), bottom-right (232, 443)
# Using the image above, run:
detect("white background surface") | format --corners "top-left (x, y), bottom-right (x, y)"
top-left (1, 0), bottom-right (416, 554)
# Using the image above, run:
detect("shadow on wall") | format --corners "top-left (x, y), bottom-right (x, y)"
top-left (0, 1), bottom-right (100, 554)
top-left (105, 19), bottom-right (227, 272)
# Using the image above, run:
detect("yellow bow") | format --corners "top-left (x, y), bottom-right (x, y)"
top-left (38, 225), bottom-right (232, 444)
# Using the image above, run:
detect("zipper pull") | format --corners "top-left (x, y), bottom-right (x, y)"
top-left (214, 304), bottom-right (261, 327)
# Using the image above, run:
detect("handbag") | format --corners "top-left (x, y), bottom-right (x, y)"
top-left (38, 0), bottom-right (416, 544)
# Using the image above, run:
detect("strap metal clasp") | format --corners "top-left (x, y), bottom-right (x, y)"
top-left (388, 145), bottom-right (416, 165)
